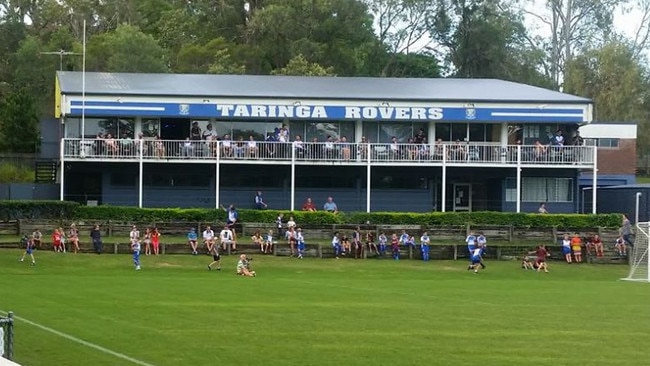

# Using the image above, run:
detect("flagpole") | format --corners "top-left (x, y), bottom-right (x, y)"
top-left (81, 19), bottom-right (86, 141)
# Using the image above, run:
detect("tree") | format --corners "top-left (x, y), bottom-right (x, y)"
top-left (175, 38), bottom-right (245, 74)
top-left (364, 0), bottom-right (439, 75)
top-left (430, 0), bottom-right (553, 86)
top-left (12, 36), bottom-right (57, 111)
top-left (0, 88), bottom-right (41, 153)
top-left (244, 0), bottom-right (378, 75)
top-left (271, 54), bottom-right (335, 76)
top-left (520, 0), bottom-right (623, 88)
top-left (87, 24), bottom-right (169, 73)
top-left (564, 41), bottom-right (650, 158)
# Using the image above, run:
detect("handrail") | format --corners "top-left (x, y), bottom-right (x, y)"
top-left (62, 138), bottom-right (595, 166)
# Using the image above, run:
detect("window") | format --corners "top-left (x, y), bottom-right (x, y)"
top-left (142, 119), bottom-right (160, 138)
top-left (363, 121), bottom-right (426, 143)
top-left (505, 177), bottom-right (574, 202)
top-left (585, 138), bottom-right (619, 148)
top-left (65, 117), bottom-right (134, 139)
top-left (302, 121), bottom-right (355, 142)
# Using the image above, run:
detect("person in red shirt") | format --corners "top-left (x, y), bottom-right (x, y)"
top-left (151, 227), bottom-right (161, 256)
top-left (530, 245), bottom-right (550, 273)
top-left (591, 234), bottom-right (604, 257)
top-left (52, 229), bottom-right (63, 253)
top-left (301, 197), bottom-right (317, 212)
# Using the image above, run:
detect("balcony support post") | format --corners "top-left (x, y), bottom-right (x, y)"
top-left (441, 144), bottom-right (447, 212)
top-left (215, 142), bottom-right (220, 209)
top-left (366, 147), bottom-right (371, 213)
top-left (516, 144), bottom-right (522, 213)
top-left (592, 146), bottom-right (598, 214)
top-left (290, 144), bottom-right (296, 211)
top-left (138, 139), bottom-right (143, 208)
top-left (59, 138), bottom-right (65, 201)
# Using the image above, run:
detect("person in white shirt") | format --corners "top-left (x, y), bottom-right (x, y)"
top-left (129, 225), bottom-right (140, 246)
top-left (220, 225), bottom-right (236, 252)
top-left (203, 225), bottom-right (215, 253)
top-left (247, 135), bottom-right (258, 157)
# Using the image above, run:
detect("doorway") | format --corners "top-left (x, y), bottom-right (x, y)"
top-left (160, 118), bottom-right (190, 140)
top-left (453, 183), bottom-right (472, 212)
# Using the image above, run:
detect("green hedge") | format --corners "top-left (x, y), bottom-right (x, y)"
top-left (0, 201), bottom-right (622, 228)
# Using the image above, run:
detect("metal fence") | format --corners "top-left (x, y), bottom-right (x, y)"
top-left (0, 312), bottom-right (14, 361)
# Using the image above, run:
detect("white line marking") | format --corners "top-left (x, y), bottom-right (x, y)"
top-left (71, 105), bottom-right (165, 111)
top-left (0, 310), bottom-right (154, 366)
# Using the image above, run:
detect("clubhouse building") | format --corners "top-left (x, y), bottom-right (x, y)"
top-left (56, 72), bottom-right (598, 213)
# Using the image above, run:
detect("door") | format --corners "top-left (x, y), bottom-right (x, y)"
top-left (160, 118), bottom-right (190, 140)
top-left (453, 183), bottom-right (472, 212)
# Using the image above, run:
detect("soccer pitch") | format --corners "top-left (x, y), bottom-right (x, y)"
top-left (1, 250), bottom-right (649, 366)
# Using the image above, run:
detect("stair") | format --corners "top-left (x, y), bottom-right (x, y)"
top-left (34, 160), bottom-right (58, 183)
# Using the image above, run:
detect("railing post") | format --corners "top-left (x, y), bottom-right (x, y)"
top-left (441, 144), bottom-right (447, 212)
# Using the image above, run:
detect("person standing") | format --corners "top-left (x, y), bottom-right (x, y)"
top-left (143, 227), bottom-right (152, 256)
top-left (621, 214), bottom-right (633, 247)
top-left (187, 228), bottom-right (198, 255)
top-left (332, 232), bottom-right (342, 259)
top-left (561, 233), bottom-right (572, 264)
top-left (254, 191), bottom-right (267, 210)
top-left (420, 232), bottom-right (430, 261)
top-left (207, 243), bottom-right (221, 271)
top-left (19, 237), bottom-right (36, 266)
top-left (90, 225), bottom-right (103, 254)
top-left (131, 237), bottom-right (142, 271)
top-left (151, 227), bottom-right (161, 256)
top-left (296, 228), bottom-right (306, 259)
top-left (222, 204), bottom-right (239, 242)
top-left (52, 228), bottom-right (63, 253)
top-left (276, 213), bottom-right (284, 238)
top-left (129, 225), bottom-right (140, 248)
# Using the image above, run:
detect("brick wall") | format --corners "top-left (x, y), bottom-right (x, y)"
top-left (597, 139), bottom-right (636, 175)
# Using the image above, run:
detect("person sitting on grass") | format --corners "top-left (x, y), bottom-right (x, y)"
top-left (521, 254), bottom-right (535, 270)
top-left (530, 245), bottom-right (550, 273)
top-left (236, 254), bottom-right (256, 276)
top-left (615, 236), bottom-right (627, 256)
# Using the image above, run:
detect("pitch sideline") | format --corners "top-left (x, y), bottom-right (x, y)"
top-left (0, 310), bottom-right (154, 366)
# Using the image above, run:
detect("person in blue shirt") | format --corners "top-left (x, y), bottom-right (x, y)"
top-left (131, 238), bottom-right (141, 271)
top-left (187, 228), bottom-right (198, 255)
top-left (467, 247), bottom-right (483, 273)
top-left (420, 232), bottom-right (431, 261)
top-left (19, 237), bottom-right (36, 266)
top-left (323, 197), bottom-right (338, 213)
top-left (378, 232), bottom-right (387, 256)
top-left (254, 191), bottom-right (267, 210)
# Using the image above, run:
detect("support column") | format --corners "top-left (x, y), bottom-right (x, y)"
top-left (138, 139), bottom-right (143, 208)
top-left (366, 147), bottom-right (371, 213)
top-left (428, 121), bottom-right (436, 145)
top-left (591, 145), bottom-right (598, 214)
top-left (291, 144), bottom-right (296, 211)
top-left (215, 142), bottom-right (220, 209)
top-left (441, 144), bottom-right (447, 212)
top-left (516, 145), bottom-right (522, 213)
top-left (59, 138), bottom-right (65, 201)
top-left (500, 122), bottom-right (508, 162)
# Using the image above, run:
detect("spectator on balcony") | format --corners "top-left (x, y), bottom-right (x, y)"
top-left (104, 133), bottom-right (118, 156)
top-left (389, 136), bottom-right (400, 159)
top-left (247, 135), bottom-right (258, 158)
top-left (414, 128), bottom-right (426, 144)
top-left (358, 136), bottom-right (369, 161)
top-left (278, 126), bottom-right (289, 143)
top-left (265, 131), bottom-right (278, 156)
top-left (120, 132), bottom-right (133, 156)
top-left (323, 196), bottom-right (338, 213)
top-left (309, 137), bottom-right (321, 159)
top-left (302, 197), bottom-right (317, 212)
top-left (202, 123), bottom-right (215, 140)
top-left (155, 135), bottom-right (165, 158)
top-left (339, 136), bottom-right (351, 160)
top-left (550, 130), bottom-right (564, 146)
top-left (418, 137), bottom-right (430, 160)
top-left (221, 134), bottom-right (233, 157)
top-left (406, 137), bottom-right (418, 160)
top-left (433, 139), bottom-right (446, 161)
top-left (450, 139), bottom-right (466, 161)
top-left (534, 140), bottom-right (547, 161)
top-left (293, 135), bottom-right (305, 159)
top-left (182, 137), bottom-right (194, 157)
top-left (190, 121), bottom-right (202, 141)
top-left (324, 135), bottom-right (336, 159)
top-left (234, 136), bottom-right (246, 158)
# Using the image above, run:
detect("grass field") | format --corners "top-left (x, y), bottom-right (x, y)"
top-left (1, 250), bottom-right (649, 366)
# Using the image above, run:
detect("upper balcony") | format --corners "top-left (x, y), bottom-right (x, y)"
top-left (61, 138), bottom-right (595, 168)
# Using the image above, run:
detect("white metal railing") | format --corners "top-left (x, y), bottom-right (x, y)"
top-left (62, 139), bottom-right (595, 166)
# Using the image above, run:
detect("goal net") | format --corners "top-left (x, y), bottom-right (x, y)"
top-left (622, 222), bottom-right (650, 282)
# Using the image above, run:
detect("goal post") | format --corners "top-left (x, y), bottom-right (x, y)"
top-left (0, 312), bottom-right (14, 361)
top-left (622, 222), bottom-right (650, 282)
